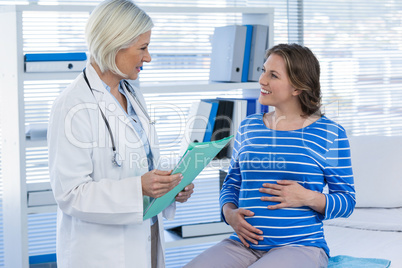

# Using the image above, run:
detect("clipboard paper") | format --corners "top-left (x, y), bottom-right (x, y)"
top-left (143, 135), bottom-right (234, 220)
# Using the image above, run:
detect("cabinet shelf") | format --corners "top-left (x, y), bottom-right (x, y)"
top-left (142, 81), bottom-right (260, 94)
top-left (22, 72), bottom-right (80, 81)
top-left (165, 230), bottom-right (230, 249)
top-left (26, 138), bottom-right (47, 148)
top-left (27, 205), bottom-right (57, 214)
top-left (13, 4), bottom-right (274, 15)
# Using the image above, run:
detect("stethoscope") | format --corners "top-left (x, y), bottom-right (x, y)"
top-left (83, 68), bottom-right (155, 167)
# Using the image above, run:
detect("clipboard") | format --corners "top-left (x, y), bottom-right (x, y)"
top-left (143, 135), bottom-right (234, 220)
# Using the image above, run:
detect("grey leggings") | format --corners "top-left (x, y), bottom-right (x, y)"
top-left (184, 238), bottom-right (328, 268)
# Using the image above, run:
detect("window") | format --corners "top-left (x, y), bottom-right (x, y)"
top-left (303, 0), bottom-right (402, 136)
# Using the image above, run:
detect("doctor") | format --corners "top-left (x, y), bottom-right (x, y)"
top-left (48, 0), bottom-right (194, 267)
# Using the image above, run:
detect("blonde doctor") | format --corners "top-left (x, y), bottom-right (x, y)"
top-left (47, 0), bottom-right (194, 267)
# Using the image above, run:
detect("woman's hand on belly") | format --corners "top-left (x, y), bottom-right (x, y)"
top-left (223, 203), bottom-right (264, 248)
top-left (259, 180), bottom-right (326, 214)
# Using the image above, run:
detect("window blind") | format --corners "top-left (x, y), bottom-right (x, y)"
top-left (303, 0), bottom-right (402, 137)
top-left (165, 241), bottom-right (218, 268)
top-left (0, 98), bottom-right (4, 267)
top-left (140, 12), bottom-right (240, 83)
top-left (27, 213), bottom-right (56, 256)
top-left (24, 80), bottom-right (70, 184)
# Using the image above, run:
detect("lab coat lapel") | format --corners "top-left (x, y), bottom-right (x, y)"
top-left (122, 82), bottom-right (149, 132)
top-left (85, 63), bottom-right (138, 136)
top-left (123, 82), bottom-right (160, 165)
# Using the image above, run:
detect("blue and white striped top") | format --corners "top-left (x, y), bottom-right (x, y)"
top-left (220, 114), bottom-right (356, 256)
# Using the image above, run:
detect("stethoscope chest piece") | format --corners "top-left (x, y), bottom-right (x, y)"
top-left (112, 152), bottom-right (123, 167)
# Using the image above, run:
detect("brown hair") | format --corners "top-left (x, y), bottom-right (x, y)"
top-left (266, 43), bottom-right (322, 117)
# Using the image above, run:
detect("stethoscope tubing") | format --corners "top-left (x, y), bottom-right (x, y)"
top-left (83, 68), bottom-right (118, 153)
top-left (82, 68), bottom-right (155, 167)
top-left (123, 80), bottom-right (155, 126)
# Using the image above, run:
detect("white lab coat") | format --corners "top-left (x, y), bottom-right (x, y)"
top-left (48, 63), bottom-right (175, 268)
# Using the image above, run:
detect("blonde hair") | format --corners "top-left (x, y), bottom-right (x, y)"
top-left (85, 0), bottom-right (153, 77)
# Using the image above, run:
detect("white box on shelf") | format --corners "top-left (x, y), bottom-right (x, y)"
top-left (209, 25), bottom-right (247, 82)
top-left (24, 52), bottom-right (87, 73)
top-left (25, 60), bottom-right (86, 73)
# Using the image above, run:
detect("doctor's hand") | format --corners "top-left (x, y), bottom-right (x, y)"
top-left (175, 183), bottom-right (194, 203)
top-left (223, 203), bottom-right (263, 248)
top-left (141, 169), bottom-right (182, 199)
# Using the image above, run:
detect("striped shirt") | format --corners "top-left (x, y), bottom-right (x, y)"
top-left (220, 114), bottom-right (356, 256)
